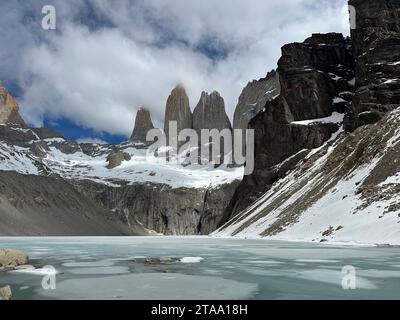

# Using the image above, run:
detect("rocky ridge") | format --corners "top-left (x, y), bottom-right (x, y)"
top-left (216, 0), bottom-right (400, 244)
top-left (223, 32), bottom-right (355, 220)
top-left (0, 84), bottom-right (243, 236)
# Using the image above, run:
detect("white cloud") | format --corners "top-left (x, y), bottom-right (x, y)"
top-left (2, 0), bottom-right (350, 137)
top-left (76, 137), bottom-right (108, 144)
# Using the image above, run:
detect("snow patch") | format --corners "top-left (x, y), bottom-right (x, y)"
top-left (291, 112), bottom-right (344, 126)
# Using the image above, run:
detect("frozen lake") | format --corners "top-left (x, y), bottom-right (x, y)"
top-left (1, 237), bottom-right (400, 300)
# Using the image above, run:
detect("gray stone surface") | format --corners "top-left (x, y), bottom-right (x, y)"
top-left (0, 285), bottom-right (12, 300)
top-left (233, 70), bottom-right (280, 132)
top-left (345, 0), bottom-right (400, 131)
top-left (74, 180), bottom-right (240, 235)
top-left (106, 150), bottom-right (132, 169)
top-left (164, 85), bottom-right (193, 146)
top-left (193, 91), bottom-right (231, 135)
top-left (0, 248), bottom-right (28, 267)
top-left (130, 107), bottom-right (155, 143)
top-left (223, 33), bottom-right (354, 220)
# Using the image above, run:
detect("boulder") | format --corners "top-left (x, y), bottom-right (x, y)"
top-left (106, 150), bottom-right (132, 169)
top-left (0, 286), bottom-right (12, 300)
top-left (0, 248), bottom-right (29, 267)
top-left (130, 107), bottom-right (155, 143)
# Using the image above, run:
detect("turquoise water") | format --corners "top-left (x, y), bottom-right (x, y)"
top-left (1, 237), bottom-right (400, 300)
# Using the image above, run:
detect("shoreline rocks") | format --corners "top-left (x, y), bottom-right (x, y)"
top-left (0, 285), bottom-right (12, 300)
top-left (0, 248), bottom-right (29, 268)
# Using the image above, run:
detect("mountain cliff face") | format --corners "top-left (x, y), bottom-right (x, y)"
top-left (216, 0), bottom-right (400, 244)
top-left (223, 32), bottom-right (355, 220)
top-left (164, 85), bottom-right (193, 145)
top-left (0, 82), bottom-right (26, 128)
top-left (193, 91), bottom-right (232, 135)
top-left (345, 0), bottom-right (400, 131)
top-left (233, 70), bottom-right (280, 132)
top-left (130, 107), bottom-right (155, 143)
top-left (74, 179), bottom-right (239, 235)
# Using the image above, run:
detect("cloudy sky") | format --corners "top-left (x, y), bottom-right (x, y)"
top-left (0, 0), bottom-right (350, 142)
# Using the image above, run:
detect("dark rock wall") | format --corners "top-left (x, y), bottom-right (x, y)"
top-left (345, 0), bottom-right (400, 131)
top-left (74, 180), bottom-right (240, 235)
top-left (222, 33), bottom-right (355, 221)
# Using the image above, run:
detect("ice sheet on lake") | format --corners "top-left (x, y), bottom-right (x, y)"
top-left (38, 273), bottom-right (259, 300)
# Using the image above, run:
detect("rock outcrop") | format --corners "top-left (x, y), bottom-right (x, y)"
top-left (0, 82), bottom-right (26, 127)
top-left (279, 33), bottom-right (354, 119)
top-left (233, 70), bottom-right (280, 158)
top-left (193, 91), bottom-right (232, 135)
top-left (233, 70), bottom-right (280, 132)
top-left (193, 91), bottom-right (232, 163)
top-left (130, 107), bottom-right (155, 143)
top-left (345, 0), bottom-right (400, 131)
top-left (106, 150), bottom-right (132, 169)
top-left (164, 85), bottom-right (193, 145)
top-left (32, 127), bottom-right (63, 140)
top-left (222, 33), bottom-right (355, 220)
top-left (0, 249), bottom-right (28, 267)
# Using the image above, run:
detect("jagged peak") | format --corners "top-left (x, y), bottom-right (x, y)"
top-left (130, 106), bottom-right (155, 142)
top-left (0, 81), bottom-right (26, 128)
top-left (170, 84), bottom-right (188, 96)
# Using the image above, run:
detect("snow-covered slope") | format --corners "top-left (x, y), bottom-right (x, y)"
top-left (215, 109), bottom-right (400, 245)
top-left (0, 137), bottom-right (243, 188)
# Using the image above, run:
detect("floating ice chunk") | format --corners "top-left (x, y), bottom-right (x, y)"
top-left (11, 267), bottom-right (58, 276)
top-left (180, 257), bottom-right (204, 264)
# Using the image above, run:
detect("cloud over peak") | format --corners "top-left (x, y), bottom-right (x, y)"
top-left (0, 0), bottom-right (350, 138)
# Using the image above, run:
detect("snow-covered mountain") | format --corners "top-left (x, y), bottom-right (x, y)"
top-left (0, 0), bottom-right (398, 243)
top-left (215, 0), bottom-right (400, 245)
top-left (0, 83), bottom-right (244, 236)
top-left (215, 109), bottom-right (400, 244)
